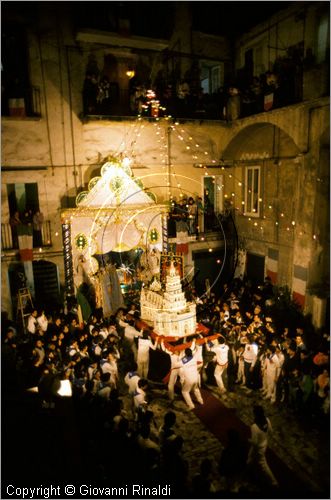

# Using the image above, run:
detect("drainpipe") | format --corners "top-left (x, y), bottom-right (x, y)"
top-left (65, 45), bottom-right (78, 195)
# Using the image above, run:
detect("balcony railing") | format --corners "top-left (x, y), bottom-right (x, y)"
top-left (1, 221), bottom-right (52, 251)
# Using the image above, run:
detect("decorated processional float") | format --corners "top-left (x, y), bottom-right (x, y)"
top-left (61, 156), bottom-right (220, 378)
top-left (61, 156), bottom-right (168, 321)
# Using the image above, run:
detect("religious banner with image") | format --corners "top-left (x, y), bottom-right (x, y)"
top-left (160, 253), bottom-right (183, 283)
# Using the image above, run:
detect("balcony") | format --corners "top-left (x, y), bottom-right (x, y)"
top-left (82, 56), bottom-right (329, 123)
top-left (1, 221), bottom-right (52, 252)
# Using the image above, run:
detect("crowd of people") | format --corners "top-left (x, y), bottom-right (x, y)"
top-left (2, 273), bottom-right (329, 495)
top-left (168, 190), bottom-right (217, 239)
top-left (82, 55), bottom-right (304, 122)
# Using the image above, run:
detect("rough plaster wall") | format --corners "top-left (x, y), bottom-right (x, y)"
top-left (192, 32), bottom-right (231, 61)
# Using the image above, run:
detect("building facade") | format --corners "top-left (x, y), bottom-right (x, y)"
top-left (1, 2), bottom-right (329, 327)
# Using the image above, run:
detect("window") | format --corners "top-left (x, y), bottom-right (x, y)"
top-left (244, 166), bottom-right (261, 217)
top-left (211, 66), bottom-right (222, 93)
top-left (200, 63), bottom-right (224, 94)
top-left (7, 183), bottom-right (40, 215)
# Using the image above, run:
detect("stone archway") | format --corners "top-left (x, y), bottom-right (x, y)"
top-left (221, 122), bottom-right (301, 161)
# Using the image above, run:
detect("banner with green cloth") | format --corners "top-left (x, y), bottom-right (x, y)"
top-left (17, 224), bottom-right (35, 298)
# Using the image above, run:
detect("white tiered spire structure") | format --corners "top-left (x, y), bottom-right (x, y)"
top-left (140, 259), bottom-right (196, 337)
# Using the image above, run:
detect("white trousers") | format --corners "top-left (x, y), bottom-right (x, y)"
top-left (265, 372), bottom-right (277, 401)
top-left (214, 363), bottom-right (227, 392)
top-left (168, 368), bottom-right (179, 400)
top-left (181, 378), bottom-right (203, 409)
top-left (237, 359), bottom-right (245, 383)
top-left (137, 357), bottom-right (149, 378)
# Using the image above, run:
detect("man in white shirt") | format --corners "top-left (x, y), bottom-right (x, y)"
top-left (123, 320), bottom-right (143, 360)
top-left (160, 340), bottom-right (183, 402)
top-left (133, 378), bottom-right (149, 420)
top-left (177, 340), bottom-right (204, 410)
top-left (206, 336), bottom-right (229, 394)
top-left (137, 330), bottom-right (158, 378)
top-left (27, 309), bottom-right (38, 335)
top-left (124, 363), bottom-right (141, 395)
top-left (243, 335), bottom-right (258, 390)
top-left (100, 350), bottom-right (118, 388)
top-left (263, 345), bottom-right (281, 403)
top-left (36, 310), bottom-right (48, 333)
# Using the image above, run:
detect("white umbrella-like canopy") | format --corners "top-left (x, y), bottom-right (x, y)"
top-left (61, 159), bottom-right (168, 278)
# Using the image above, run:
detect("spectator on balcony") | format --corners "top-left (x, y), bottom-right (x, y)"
top-left (195, 87), bottom-right (207, 118)
top-left (161, 85), bottom-right (175, 116)
top-left (83, 73), bottom-right (98, 115)
top-left (97, 76), bottom-right (111, 114)
top-left (196, 196), bottom-right (204, 234)
top-left (265, 71), bottom-right (280, 109)
top-left (32, 210), bottom-right (44, 247)
top-left (177, 80), bottom-right (190, 117)
top-left (204, 189), bottom-right (214, 232)
top-left (21, 208), bottom-right (33, 226)
top-left (226, 86), bottom-right (241, 121)
top-left (9, 211), bottom-right (21, 248)
top-left (133, 84), bottom-right (147, 115)
top-left (187, 197), bottom-right (197, 236)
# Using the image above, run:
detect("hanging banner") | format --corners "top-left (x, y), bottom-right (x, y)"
top-left (17, 224), bottom-right (35, 298)
top-left (17, 224), bottom-right (33, 261)
top-left (264, 93), bottom-right (274, 111)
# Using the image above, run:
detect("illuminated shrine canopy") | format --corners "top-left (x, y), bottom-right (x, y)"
top-left (77, 157), bottom-right (157, 207)
top-left (61, 157), bottom-right (168, 277)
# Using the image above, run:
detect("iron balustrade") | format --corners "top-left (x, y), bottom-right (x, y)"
top-left (1, 220), bottom-right (52, 251)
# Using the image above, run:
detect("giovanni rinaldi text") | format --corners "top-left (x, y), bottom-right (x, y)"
top-left (5, 484), bottom-right (172, 498)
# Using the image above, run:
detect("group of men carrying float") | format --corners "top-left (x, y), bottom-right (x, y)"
top-left (74, 249), bottom-right (229, 411)
top-left (130, 319), bottom-right (227, 411)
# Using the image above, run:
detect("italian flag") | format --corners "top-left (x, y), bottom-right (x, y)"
top-left (176, 231), bottom-right (189, 254)
top-left (266, 248), bottom-right (278, 284)
top-left (264, 93), bottom-right (274, 111)
top-left (17, 224), bottom-right (35, 298)
top-left (292, 264), bottom-right (308, 309)
top-left (17, 224), bottom-right (33, 261)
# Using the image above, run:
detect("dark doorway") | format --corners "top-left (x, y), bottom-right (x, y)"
top-left (246, 252), bottom-right (265, 285)
top-left (193, 248), bottom-right (230, 298)
top-left (32, 260), bottom-right (61, 311)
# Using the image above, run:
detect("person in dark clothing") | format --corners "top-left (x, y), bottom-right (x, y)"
top-left (9, 211), bottom-right (21, 248)
top-left (282, 343), bottom-right (300, 404)
top-left (218, 428), bottom-right (248, 492)
top-left (192, 458), bottom-right (216, 497)
top-left (83, 73), bottom-right (98, 115)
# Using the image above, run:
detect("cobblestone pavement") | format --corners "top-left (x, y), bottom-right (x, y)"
top-left (124, 381), bottom-right (329, 497)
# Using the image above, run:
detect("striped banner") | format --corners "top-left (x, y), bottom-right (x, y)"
top-left (264, 93), bottom-right (274, 111)
top-left (17, 224), bottom-right (33, 261)
top-left (176, 231), bottom-right (189, 254)
top-left (266, 248), bottom-right (278, 284)
top-left (292, 265), bottom-right (308, 308)
top-left (16, 224), bottom-right (35, 298)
